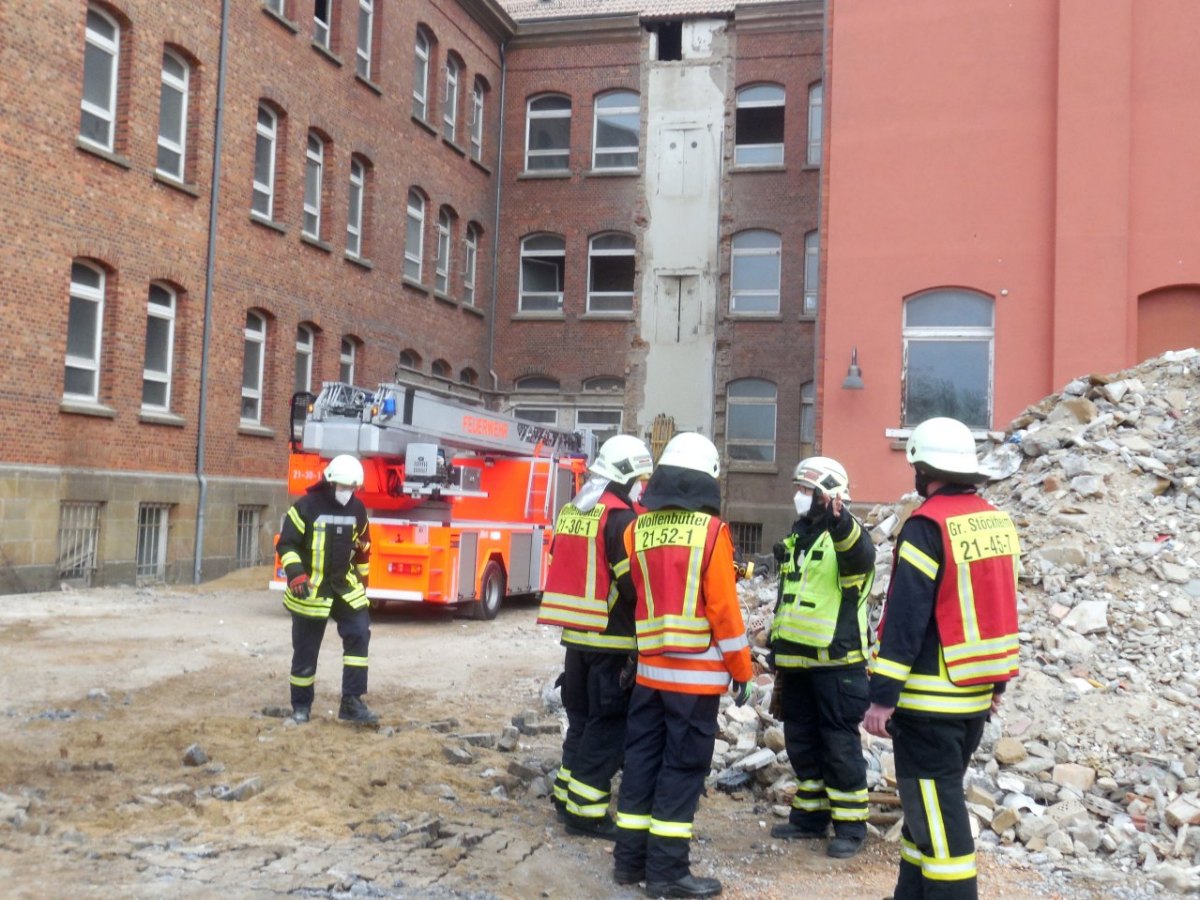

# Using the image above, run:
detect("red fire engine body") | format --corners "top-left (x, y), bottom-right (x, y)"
top-left (270, 381), bottom-right (591, 619)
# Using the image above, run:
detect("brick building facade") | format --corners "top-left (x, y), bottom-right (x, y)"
top-left (0, 0), bottom-right (821, 592)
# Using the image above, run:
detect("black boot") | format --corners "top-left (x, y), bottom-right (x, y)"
top-left (565, 814), bottom-right (618, 840)
top-left (770, 821), bottom-right (827, 840)
top-left (291, 705), bottom-right (311, 723)
top-left (643, 873), bottom-right (722, 898)
top-left (338, 695), bottom-right (379, 724)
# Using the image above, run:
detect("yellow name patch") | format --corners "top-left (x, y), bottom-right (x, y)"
top-left (557, 505), bottom-right (603, 538)
top-left (946, 511), bottom-right (1019, 564)
top-left (635, 512), bottom-right (710, 551)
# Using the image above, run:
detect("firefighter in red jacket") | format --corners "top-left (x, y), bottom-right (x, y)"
top-left (864, 417), bottom-right (1021, 900)
top-left (538, 434), bottom-right (654, 839)
top-left (612, 432), bottom-right (753, 900)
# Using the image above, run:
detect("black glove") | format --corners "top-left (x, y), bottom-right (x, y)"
top-left (772, 542), bottom-right (787, 564)
top-left (619, 653), bottom-right (638, 690)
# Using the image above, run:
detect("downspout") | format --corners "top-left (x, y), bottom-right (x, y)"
top-left (486, 40), bottom-right (508, 398)
top-left (193, 0), bottom-right (232, 583)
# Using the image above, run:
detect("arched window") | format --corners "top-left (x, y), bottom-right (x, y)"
top-left (515, 375), bottom-right (560, 391)
top-left (583, 376), bottom-right (624, 393)
top-left (405, 190), bottom-right (426, 281)
top-left (65, 260), bottom-right (106, 401)
top-left (241, 311), bottom-right (267, 423)
top-left (735, 84), bottom-right (784, 166)
top-left (460, 367), bottom-right (478, 386)
top-left (463, 223), bottom-right (480, 306)
top-left (520, 234), bottom-right (565, 312)
top-left (413, 27), bottom-right (431, 120)
top-left (902, 289), bottom-right (994, 428)
top-left (730, 230), bottom-right (781, 314)
top-left (142, 283), bottom-right (177, 411)
top-left (588, 233), bottom-right (635, 313)
top-left (80, 6), bottom-right (120, 151)
top-left (435, 207), bottom-right (454, 295)
top-left (156, 49), bottom-right (190, 181)
top-left (525, 94), bottom-right (571, 172)
top-left (470, 78), bottom-right (487, 161)
top-left (807, 82), bottom-right (823, 166)
top-left (294, 324), bottom-right (315, 394)
top-left (346, 155), bottom-right (368, 259)
top-left (398, 349), bottom-right (421, 370)
top-left (252, 104), bottom-right (279, 220)
top-left (443, 54), bottom-right (461, 142)
top-left (803, 230), bottom-right (819, 316)
top-left (303, 131), bottom-right (325, 238)
top-left (593, 90), bottom-right (639, 170)
top-left (431, 359), bottom-right (451, 378)
top-left (726, 378), bottom-right (777, 463)
top-left (339, 336), bottom-right (358, 383)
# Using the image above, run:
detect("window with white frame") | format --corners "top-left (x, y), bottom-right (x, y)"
top-left (593, 90), bottom-right (639, 170)
top-left (80, 6), bottom-right (119, 151)
top-left (902, 289), bottom-right (994, 428)
top-left (252, 104), bottom-right (278, 219)
top-left (735, 84), bottom-right (785, 167)
top-left (241, 311), bottom-right (266, 423)
top-left (435, 207), bottom-right (452, 294)
top-left (726, 378), bottom-right (777, 463)
top-left (583, 376), bottom-right (623, 393)
top-left (800, 380), bottom-right (815, 452)
top-left (513, 407), bottom-right (558, 426)
top-left (264, 0), bottom-right (285, 14)
top-left (462, 224), bottom-right (478, 306)
top-left (803, 229), bottom-right (819, 316)
top-left (730, 230), bottom-right (781, 314)
top-left (136, 503), bottom-right (170, 582)
top-left (587, 233), bottom-right (635, 313)
top-left (470, 79), bottom-right (485, 161)
top-left (314, 0), bottom-right (332, 49)
top-left (142, 283), bottom-right (176, 411)
top-left (520, 234), bottom-right (565, 312)
top-left (405, 190), bottom-right (425, 281)
top-left (294, 324), bottom-right (314, 394)
top-left (525, 95), bottom-right (571, 172)
top-left (339, 337), bottom-right (356, 383)
top-left (576, 408), bottom-right (622, 446)
top-left (346, 156), bottom-right (365, 258)
top-left (303, 132), bottom-right (324, 239)
top-left (443, 56), bottom-right (459, 142)
top-left (413, 27), bottom-right (430, 120)
top-left (156, 49), bottom-right (189, 180)
top-left (807, 82), bottom-right (823, 166)
top-left (355, 0), bottom-right (374, 79)
top-left (64, 261), bottom-right (105, 402)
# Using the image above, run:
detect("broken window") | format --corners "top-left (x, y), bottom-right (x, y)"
top-left (735, 84), bottom-right (785, 167)
top-left (653, 21), bottom-right (682, 61)
top-left (519, 234), bottom-right (565, 312)
top-left (902, 289), bottom-right (994, 428)
top-left (726, 378), bottom-right (777, 463)
top-left (587, 233), bottom-right (635, 313)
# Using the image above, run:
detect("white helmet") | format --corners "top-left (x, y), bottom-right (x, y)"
top-left (905, 417), bottom-right (986, 482)
top-left (589, 434), bottom-right (653, 485)
top-left (793, 456), bottom-right (850, 500)
top-left (658, 432), bottom-right (720, 478)
top-left (324, 454), bottom-right (365, 487)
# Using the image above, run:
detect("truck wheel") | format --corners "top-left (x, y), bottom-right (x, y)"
top-left (474, 561), bottom-right (505, 620)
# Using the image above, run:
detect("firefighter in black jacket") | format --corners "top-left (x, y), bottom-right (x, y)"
top-left (865, 417), bottom-right (1020, 900)
top-left (537, 434), bottom-right (653, 839)
top-left (276, 453), bottom-right (378, 725)
top-left (769, 456), bottom-right (876, 858)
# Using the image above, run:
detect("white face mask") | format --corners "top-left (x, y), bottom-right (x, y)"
top-left (334, 488), bottom-right (354, 506)
top-left (628, 480), bottom-right (645, 505)
top-left (793, 490), bottom-right (812, 516)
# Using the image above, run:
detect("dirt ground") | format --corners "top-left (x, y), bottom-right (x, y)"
top-left (0, 571), bottom-right (1103, 899)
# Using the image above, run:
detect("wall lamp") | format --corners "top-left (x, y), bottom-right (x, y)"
top-left (841, 347), bottom-right (864, 390)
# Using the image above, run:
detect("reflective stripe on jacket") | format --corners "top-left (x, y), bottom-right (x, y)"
top-left (276, 485), bottom-right (371, 619)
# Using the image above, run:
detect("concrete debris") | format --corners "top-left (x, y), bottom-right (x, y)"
top-left (726, 349), bottom-right (1200, 884)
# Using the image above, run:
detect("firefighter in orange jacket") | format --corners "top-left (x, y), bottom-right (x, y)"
top-left (538, 434), bottom-right (653, 839)
top-left (612, 432), bottom-right (753, 900)
top-left (864, 418), bottom-right (1021, 900)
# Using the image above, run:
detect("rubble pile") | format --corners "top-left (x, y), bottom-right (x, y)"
top-left (713, 348), bottom-right (1200, 894)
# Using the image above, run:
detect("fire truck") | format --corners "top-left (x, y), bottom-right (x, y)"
top-left (270, 379), bottom-right (592, 619)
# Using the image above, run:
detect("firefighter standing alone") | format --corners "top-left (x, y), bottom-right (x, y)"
top-left (537, 434), bottom-right (654, 838)
top-left (276, 453), bottom-right (379, 725)
top-left (864, 417), bottom-right (1021, 900)
top-left (612, 432), bottom-right (753, 899)
top-left (769, 456), bottom-right (876, 858)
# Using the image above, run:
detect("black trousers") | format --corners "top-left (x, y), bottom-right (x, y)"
top-left (555, 647), bottom-right (630, 823)
top-left (778, 665), bottom-right (870, 838)
top-left (891, 713), bottom-right (986, 900)
top-left (614, 686), bottom-right (719, 883)
top-left (289, 597), bottom-right (370, 707)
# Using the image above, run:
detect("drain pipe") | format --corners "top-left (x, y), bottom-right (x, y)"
top-left (193, 0), bottom-right (232, 583)
top-left (486, 40), bottom-right (508, 399)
